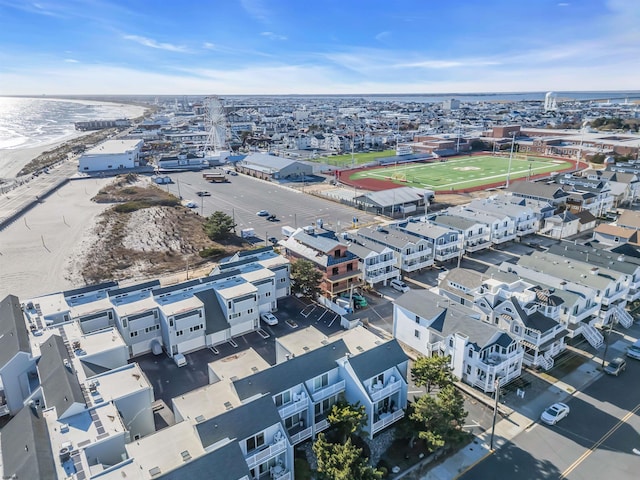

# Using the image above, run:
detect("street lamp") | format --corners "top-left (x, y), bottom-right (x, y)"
top-left (601, 313), bottom-right (617, 370)
top-left (489, 376), bottom-right (501, 451)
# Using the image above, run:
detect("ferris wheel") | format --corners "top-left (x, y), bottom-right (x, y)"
top-left (204, 96), bottom-right (228, 153)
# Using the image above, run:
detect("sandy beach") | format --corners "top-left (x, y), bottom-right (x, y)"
top-left (0, 130), bottom-right (89, 179)
top-left (0, 176), bottom-right (114, 299)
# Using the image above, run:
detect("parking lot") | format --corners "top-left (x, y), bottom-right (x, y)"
top-left (158, 169), bottom-right (381, 243)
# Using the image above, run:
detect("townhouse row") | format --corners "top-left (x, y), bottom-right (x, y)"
top-left (1, 279), bottom-right (409, 480)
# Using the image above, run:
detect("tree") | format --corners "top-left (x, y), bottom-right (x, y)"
top-left (411, 355), bottom-right (454, 393)
top-left (203, 211), bottom-right (236, 240)
top-left (313, 434), bottom-right (383, 480)
top-left (290, 259), bottom-right (322, 298)
top-left (410, 384), bottom-right (468, 452)
top-left (327, 401), bottom-right (367, 443)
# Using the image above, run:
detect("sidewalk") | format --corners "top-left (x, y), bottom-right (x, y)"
top-left (422, 358), bottom-right (603, 480)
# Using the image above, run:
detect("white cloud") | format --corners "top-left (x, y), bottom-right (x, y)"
top-left (64, 58), bottom-right (79, 63)
top-left (557, 3), bottom-right (570, 6)
top-left (123, 34), bottom-right (189, 53)
top-left (261, 31), bottom-right (287, 41)
top-left (203, 42), bottom-right (216, 50)
top-left (375, 31), bottom-right (391, 42)
top-left (240, 0), bottom-right (270, 23)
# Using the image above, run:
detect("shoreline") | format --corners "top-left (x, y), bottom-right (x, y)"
top-left (0, 98), bottom-right (148, 179)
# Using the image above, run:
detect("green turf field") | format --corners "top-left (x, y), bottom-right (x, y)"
top-left (314, 149), bottom-right (397, 167)
top-left (349, 155), bottom-right (574, 190)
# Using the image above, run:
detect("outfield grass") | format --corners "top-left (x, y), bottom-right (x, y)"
top-left (349, 155), bottom-right (574, 190)
top-left (313, 149), bottom-right (397, 167)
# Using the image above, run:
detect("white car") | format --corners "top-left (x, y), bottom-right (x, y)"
top-left (257, 210), bottom-right (270, 217)
top-left (260, 312), bottom-right (278, 326)
top-left (390, 279), bottom-right (410, 293)
top-left (626, 340), bottom-right (640, 360)
top-left (540, 402), bottom-right (570, 425)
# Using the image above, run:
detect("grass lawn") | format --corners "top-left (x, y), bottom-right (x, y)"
top-left (313, 149), bottom-right (397, 167)
top-left (349, 155), bottom-right (574, 190)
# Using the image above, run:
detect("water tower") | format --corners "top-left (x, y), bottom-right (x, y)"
top-left (544, 92), bottom-right (558, 112)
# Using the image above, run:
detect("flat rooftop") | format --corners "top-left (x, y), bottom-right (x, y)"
top-left (84, 139), bottom-right (142, 156)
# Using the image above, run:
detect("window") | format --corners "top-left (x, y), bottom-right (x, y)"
top-left (332, 267), bottom-right (339, 275)
top-left (130, 331), bottom-right (138, 338)
top-left (466, 365), bottom-right (472, 374)
top-left (285, 412), bottom-right (302, 429)
top-left (449, 338), bottom-right (454, 347)
top-left (468, 347), bottom-right (474, 358)
top-left (314, 373), bottom-right (329, 391)
top-left (122, 318), bottom-right (127, 328)
top-left (347, 263), bottom-right (353, 272)
top-left (169, 319), bottom-right (174, 327)
top-left (275, 391), bottom-right (291, 407)
top-left (414, 329), bottom-right (420, 339)
top-left (108, 311), bottom-right (113, 320)
top-left (154, 310), bottom-right (158, 319)
top-left (247, 308), bottom-right (253, 314)
top-left (246, 432), bottom-right (265, 452)
top-left (176, 330), bottom-right (183, 336)
top-left (415, 315), bottom-right (420, 324)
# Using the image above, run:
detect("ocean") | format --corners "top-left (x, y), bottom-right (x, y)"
top-left (0, 97), bottom-right (146, 151)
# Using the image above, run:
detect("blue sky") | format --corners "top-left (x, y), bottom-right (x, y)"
top-left (0, 0), bottom-right (638, 95)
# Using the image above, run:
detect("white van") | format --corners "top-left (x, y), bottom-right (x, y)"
top-left (390, 279), bottom-right (410, 293)
top-left (173, 353), bottom-right (187, 367)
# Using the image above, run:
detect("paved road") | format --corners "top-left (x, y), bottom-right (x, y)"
top-left (459, 355), bottom-right (640, 480)
top-left (161, 170), bottom-right (381, 243)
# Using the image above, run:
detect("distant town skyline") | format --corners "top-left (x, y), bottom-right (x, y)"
top-left (1, 0), bottom-right (639, 95)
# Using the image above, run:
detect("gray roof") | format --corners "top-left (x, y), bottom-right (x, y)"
top-left (432, 214), bottom-right (478, 231)
top-left (395, 290), bottom-right (514, 351)
top-left (357, 226), bottom-right (425, 249)
top-left (157, 441), bottom-right (250, 480)
top-left (108, 280), bottom-right (160, 297)
top-left (38, 335), bottom-right (85, 416)
top-left (442, 268), bottom-right (485, 290)
top-left (547, 242), bottom-right (639, 275)
top-left (243, 152), bottom-right (309, 171)
top-left (0, 406), bottom-right (56, 480)
top-left (196, 394), bottom-right (282, 448)
top-left (511, 299), bottom-right (559, 333)
top-left (63, 281), bottom-right (118, 299)
top-left (355, 187), bottom-right (428, 208)
top-left (348, 242), bottom-right (385, 260)
top-left (347, 339), bottom-right (408, 382)
top-left (194, 290), bottom-right (229, 334)
top-left (508, 181), bottom-right (569, 200)
top-left (233, 340), bottom-right (349, 400)
top-left (293, 231), bottom-right (342, 254)
top-left (0, 294), bottom-right (31, 367)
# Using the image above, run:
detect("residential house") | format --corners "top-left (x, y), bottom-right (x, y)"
top-left (591, 224), bottom-right (637, 246)
top-left (395, 219), bottom-right (462, 263)
top-left (428, 213), bottom-right (491, 253)
top-left (468, 197), bottom-right (538, 237)
top-left (507, 181), bottom-right (569, 208)
top-left (449, 207), bottom-right (517, 245)
top-left (540, 210), bottom-right (580, 239)
top-left (356, 225), bottom-right (435, 271)
top-left (394, 290), bottom-right (523, 394)
top-left (281, 230), bottom-right (362, 297)
top-left (0, 295), bottom-right (37, 417)
top-left (347, 239), bottom-right (401, 287)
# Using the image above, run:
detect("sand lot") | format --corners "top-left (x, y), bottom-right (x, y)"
top-left (0, 177), bottom-right (112, 299)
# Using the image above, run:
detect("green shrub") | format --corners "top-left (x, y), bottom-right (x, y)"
top-left (199, 247), bottom-right (226, 258)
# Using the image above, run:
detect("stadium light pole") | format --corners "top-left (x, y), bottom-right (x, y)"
top-left (506, 132), bottom-right (516, 188)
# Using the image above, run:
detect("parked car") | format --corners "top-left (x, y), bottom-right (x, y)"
top-left (257, 210), bottom-right (270, 217)
top-left (183, 200), bottom-right (197, 208)
top-left (604, 357), bottom-right (626, 376)
top-left (540, 402), bottom-right (570, 425)
top-left (390, 279), bottom-right (410, 293)
top-left (196, 191), bottom-right (211, 197)
top-left (268, 237), bottom-right (278, 245)
top-left (626, 340), bottom-right (640, 360)
top-left (260, 312), bottom-right (279, 326)
top-left (267, 214), bottom-right (278, 222)
top-left (340, 292), bottom-right (368, 308)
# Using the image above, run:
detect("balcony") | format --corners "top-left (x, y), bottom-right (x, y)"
top-left (368, 270), bottom-right (400, 285)
top-left (567, 303), bottom-right (600, 324)
top-left (405, 249), bottom-right (431, 261)
top-left (314, 418), bottom-right (330, 433)
top-left (402, 258), bottom-right (434, 272)
top-left (311, 379), bottom-right (345, 403)
top-left (465, 240), bottom-right (489, 253)
top-left (427, 341), bottom-right (444, 356)
top-left (601, 288), bottom-right (628, 306)
top-left (278, 397), bottom-right (308, 419)
top-left (289, 426), bottom-right (313, 445)
top-left (434, 248), bottom-right (459, 261)
top-left (516, 225), bottom-right (537, 236)
top-left (369, 377), bottom-right (402, 402)
top-left (372, 409), bottom-right (404, 434)
top-left (365, 258), bottom-right (396, 271)
top-left (245, 438), bottom-right (287, 469)
top-left (492, 232), bottom-right (517, 244)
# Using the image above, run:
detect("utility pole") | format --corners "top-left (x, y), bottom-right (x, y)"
top-left (601, 313), bottom-right (617, 369)
top-left (490, 376), bottom-right (501, 451)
